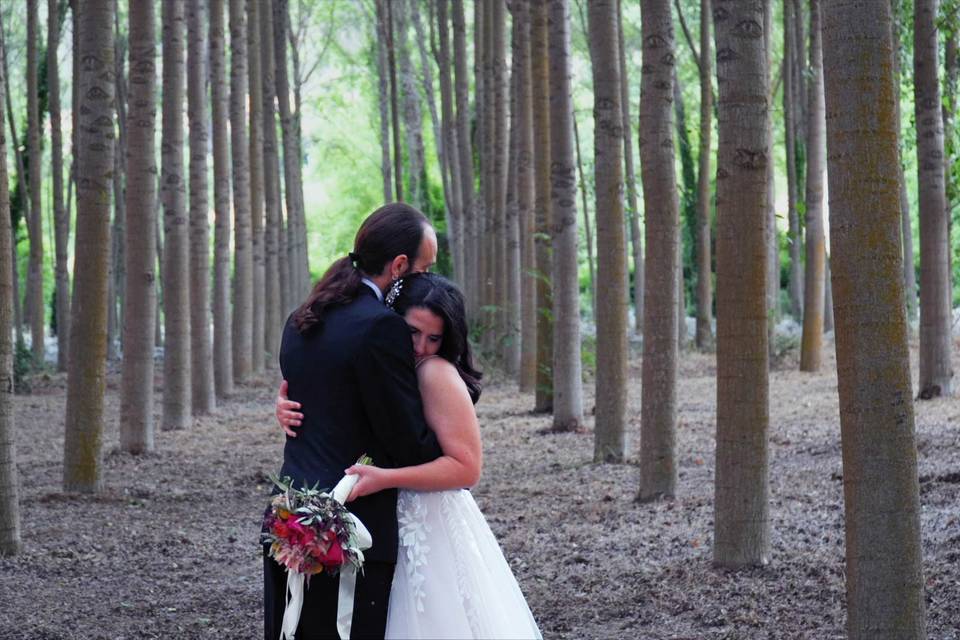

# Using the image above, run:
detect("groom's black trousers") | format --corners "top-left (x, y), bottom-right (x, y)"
top-left (263, 545), bottom-right (395, 640)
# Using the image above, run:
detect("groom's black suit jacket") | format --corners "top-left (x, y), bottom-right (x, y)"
top-left (277, 286), bottom-right (443, 564)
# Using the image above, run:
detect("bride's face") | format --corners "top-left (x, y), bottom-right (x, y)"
top-left (405, 306), bottom-right (444, 361)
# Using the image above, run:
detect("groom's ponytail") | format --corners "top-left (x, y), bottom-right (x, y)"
top-left (293, 203), bottom-right (429, 334)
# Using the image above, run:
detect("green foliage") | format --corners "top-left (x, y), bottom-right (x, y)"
top-left (13, 338), bottom-right (32, 394)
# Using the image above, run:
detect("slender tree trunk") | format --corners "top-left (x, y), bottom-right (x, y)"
top-left (0, 46), bottom-right (21, 554)
top-left (63, 0), bottom-right (115, 492)
top-left (274, 0), bottom-right (308, 302)
top-left (694, 0), bottom-right (713, 349)
top-left (375, 0), bottom-right (393, 203)
top-left (436, 0), bottom-right (463, 284)
top-left (764, 5), bottom-right (778, 360)
top-left (617, 0), bottom-right (644, 337)
top-left (260, 0), bottom-right (282, 368)
top-left (479, 0), bottom-right (494, 347)
top-left (186, 0), bottom-right (215, 413)
top-left (396, 0), bottom-right (426, 210)
top-left (120, 0), bottom-right (158, 453)
top-left (0, 12), bottom-right (25, 348)
top-left (210, 0), bottom-right (233, 398)
top-left (451, 0), bottom-right (475, 315)
top-left (531, 0), bottom-right (553, 412)
top-left (385, 0), bottom-right (404, 202)
top-left (492, 0), bottom-right (509, 357)
top-left (784, 0), bottom-right (804, 320)
top-left (823, 253), bottom-right (834, 333)
top-left (821, 3), bottom-right (927, 636)
top-left (49, 0), bottom-right (70, 372)
top-left (573, 115), bottom-right (596, 317)
top-left (516, 0), bottom-right (537, 392)
top-left (944, 26), bottom-right (958, 297)
top-left (503, 0), bottom-right (523, 377)
top-left (230, 0), bottom-right (253, 382)
top-left (547, 0), bottom-right (583, 431)
top-left (915, 0), bottom-right (953, 398)
top-left (673, 71), bottom-right (694, 351)
top-left (248, 0), bottom-right (265, 374)
top-left (161, 0), bottom-right (191, 430)
top-left (892, 3), bottom-right (917, 322)
top-left (109, 19), bottom-right (127, 362)
top-left (638, 0), bottom-right (679, 499)
top-left (26, 0), bottom-right (45, 367)
top-left (713, 0), bottom-right (771, 568)
top-left (155, 209), bottom-right (164, 348)
top-left (799, 0), bottom-right (826, 372)
top-left (589, 0), bottom-right (628, 462)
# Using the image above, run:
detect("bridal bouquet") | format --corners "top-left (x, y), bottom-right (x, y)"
top-left (263, 456), bottom-right (374, 640)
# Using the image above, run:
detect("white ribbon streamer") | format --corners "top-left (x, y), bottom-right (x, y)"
top-left (278, 471), bottom-right (373, 640)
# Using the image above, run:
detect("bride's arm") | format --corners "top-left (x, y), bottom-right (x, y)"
top-left (346, 358), bottom-right (481, 499)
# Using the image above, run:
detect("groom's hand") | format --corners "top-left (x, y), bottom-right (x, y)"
top-left (275, 380), bottom-right (304, 438)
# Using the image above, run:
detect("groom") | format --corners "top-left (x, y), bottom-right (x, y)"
top-left (265, 203), bottom-right (442, 639)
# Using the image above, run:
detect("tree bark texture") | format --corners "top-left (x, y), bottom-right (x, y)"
top-left (548, 0), bottom-right (584, 431)
top-left (712, 0), bottom-right (771, 568)
top-left (375, 0), bottom-right (394, 203)
top-left (915, 0), bottom-right (953, 398)
top-left (161, 0), bottom-right (192, 431)
top-left (531, 0), bottom-right (553, 412)
top-left (799, 0), bottom-right (826, 372)
top-left (638, 0), bottom-right (680, 499)
top-left (695, 0), bottom-right (714, 349)
top-left (0, 47), bottom-right (21, 554)
top-left (589, 0), bottom-right (628, 463)
top-left (397, 0), bottom-right (426, 210)
top-left (26, 0), bottom-right (45, 366)
top-left (49, 0), bottom-right (70, 372)
top-left (386, 0), bottom-right (404, 203)
top-left (573, 115), bottom-right (596, 317)
top-left (436, 0), bottom-right (464, 284)
top-left (120, 0), bottom-right (159, 453)
top-left (186, 0), bottom-right (216, 413)
top-left (108, 21), bottom-right (128, 363)
top-left (821, 2), bottom-right (927, 636)
top-left (492, 0), bottom-right (509, 357)
top-left (230, 0), bottom-right (254, 382)
top-left (63, 0), bottom-right (115, 492)
top-left (784, 0), bottom-right (804, 320)
top-left (260, 0), bottom-right (283, 368)
top-left (248, 0), bottom-right (265, 374)
top-left (892, 3), bottom-right (917, 322)
top-left (503, 0), bottom-right (523, 377)
top-left (451, 0), bottom-right (475, 316)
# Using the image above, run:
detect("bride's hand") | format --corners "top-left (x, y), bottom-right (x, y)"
top-left (344, 464), bottom-right (391, 502)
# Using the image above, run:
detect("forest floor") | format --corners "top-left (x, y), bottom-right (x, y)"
top-left (1, 332), bottom-right (959, 640)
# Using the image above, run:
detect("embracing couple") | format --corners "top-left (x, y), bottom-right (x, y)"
top-left (264, 203), bottom-right (542, 639)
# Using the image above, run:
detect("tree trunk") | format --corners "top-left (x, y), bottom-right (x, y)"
top-left (764, 5), bottom-right (778, 361)
top-left (274, 0), bottom-right (308, 302)
top-left (396, 0), bottom-right (426, 211)
top-left (944, 24), bottom-right (958, 298)
top-left (638, 0), bottom-right (679, 498)
top-left (823, 253), bottom-right (834, 333)
top-left (573, 115), bottom-right (596, 318)
top-left (694, 0), bottom-right (713, 349)
top-left (385, 0), bottom-right (404, 203)
top-left (617, 0), bottom-right (643, 337)
top-left (0, 45), bottom-right (21, 554)
top-left (260, 0), bottom-right (282, 369)
top-left (161, 0), bottom-right (191, 431)
top-left (63, 0), bottom-right (115, 492)
top-left (375, 0), bottom-right (393, 203)
top-left (479, 0), bottom-right (494, 349)
top-left (49, 0), bottom-right (70, 372)
top-left (673, 71), bottom-right (694, 352)
top-left (503, 0), bottom-right (523, 377)
top-left (186, 0), bottom-right (215, 413)
top-left (784, 0), bottom-right (804, 321)
top-left (892, 2), bottom-right (917, 323)
top-left (451, 0), bottom-right (475, 315)
top-left (515, 0), bottom-right (537, 393)
top-left (109, 16), bottom-right (127, 362)
top-left (915, 0), bottom-right (953, 398)
top-left (230, 0), bottom-right (253, 382)
top-left (588, 0), bottom-right (628, 463)
top-left (547, 0), bottom-right (583, 431)
top-left (531, 0), bottom-right (553, 412)
top-left (799, 0), bottom-right (826, 372)
top-left (120, 0), bottom-right (159, 453)
top-left (821, 3), bottom-right (927, 636)
top-left (713, 0), bottom-right (771, 568)
top-left (210, 0), bottom-right (233, 398)
top-left (492, 0), bottom-right (509, 359)
top-left (27, 0), bottom-right (45, 367)
top-left (248, 0), bottom-right (265, 374)
top-left (436, 0), bottom-right (463, 284)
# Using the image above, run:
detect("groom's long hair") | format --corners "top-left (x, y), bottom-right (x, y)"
top-left (293, 203), bottom-right (429, 335)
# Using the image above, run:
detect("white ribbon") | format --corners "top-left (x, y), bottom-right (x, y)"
top-left (278, 472), bottom-right (373, 640)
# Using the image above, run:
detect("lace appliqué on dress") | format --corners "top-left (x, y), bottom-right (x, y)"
top-left (396, 491), bottom-right (431, 613)
top-left (439, 491), bottom-right (484, 636)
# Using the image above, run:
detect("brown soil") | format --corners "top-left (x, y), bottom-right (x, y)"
top-left (1, 338), bottom-right (958, 639)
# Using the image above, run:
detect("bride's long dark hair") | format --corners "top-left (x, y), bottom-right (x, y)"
top-left (293, 203), bottom-right (429, 335)
top-left (392, 273), bottom-right (483, 404)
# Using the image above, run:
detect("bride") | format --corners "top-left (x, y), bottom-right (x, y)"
top-left (345, 272), bottom-right (541, 640)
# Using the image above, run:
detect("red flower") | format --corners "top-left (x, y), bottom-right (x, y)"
top-left (309, 530), bottom-right (345, 567)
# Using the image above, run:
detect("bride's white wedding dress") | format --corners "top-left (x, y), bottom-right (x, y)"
top-left (385, 488), bottom-right (543, 639)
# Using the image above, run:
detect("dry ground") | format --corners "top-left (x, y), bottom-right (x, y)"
top-left (1, 336), bottom-right (958, 639)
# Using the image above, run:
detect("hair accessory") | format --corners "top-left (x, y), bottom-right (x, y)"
top-left (385, 278), bottom-right (404, 309)
top-left (348, 251), bottom-right (361, 269)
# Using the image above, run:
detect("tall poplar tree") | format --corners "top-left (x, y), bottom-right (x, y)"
top-left (26, 0), bottom-right (44, 367)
